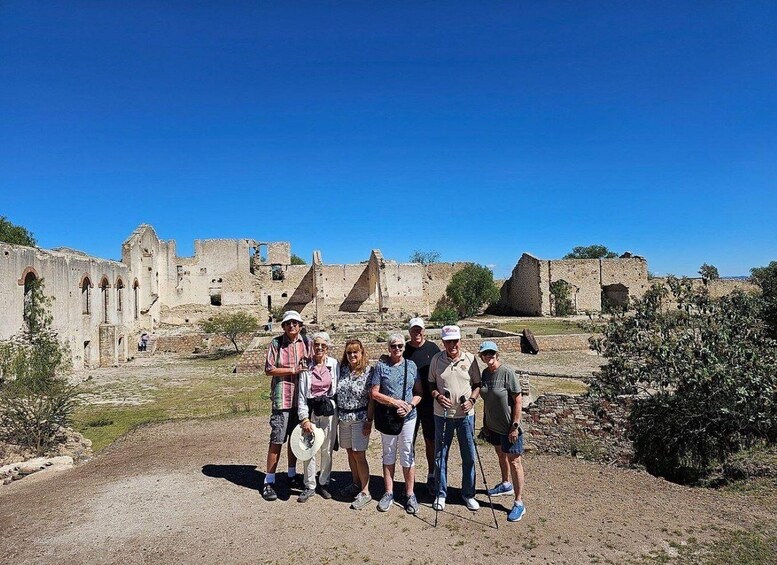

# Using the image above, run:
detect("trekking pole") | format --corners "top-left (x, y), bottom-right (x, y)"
top-left (462, 395), bottom-right (499, 530)
top-left (434, 390), bottom-right (450, 528)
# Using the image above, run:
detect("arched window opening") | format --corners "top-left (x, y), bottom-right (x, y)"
top-left (82, 276), bottom-right (92, 315)
top-left (116, 279), bottom-right (124, 312)
top-left (133, 280), bottom-right (139, 320)
top-left (99, 277), bottom-right (110, 323)
top-left (23, 271), bottom-right (38, 323)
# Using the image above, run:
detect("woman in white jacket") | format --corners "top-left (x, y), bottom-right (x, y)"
top-left (297, 331), bottom-right (339, 502)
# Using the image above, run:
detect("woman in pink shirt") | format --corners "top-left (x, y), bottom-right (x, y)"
top-left (297, 332), bottom-right (339, 502)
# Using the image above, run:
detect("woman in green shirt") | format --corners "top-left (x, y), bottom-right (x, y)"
top-left (478, 341), bottom-right (526, 522)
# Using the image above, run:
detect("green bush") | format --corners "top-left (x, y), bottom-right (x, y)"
top-left (550, 280), bottom-right (574, 316)
top-left (430, 305), bottom-right (458, 326)
top-left (589, 277), bottom-right (777, 483)
top-left (751, 261), bottom-right (777, 339)
top-left (445, 263), bottom-right (500, 318)
top-left (0, 278), bottom-right (79, 454)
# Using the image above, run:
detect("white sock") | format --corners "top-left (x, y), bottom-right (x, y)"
top-left (265, 473), bottom-right (275, 484)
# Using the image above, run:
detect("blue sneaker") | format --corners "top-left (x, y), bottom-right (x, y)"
top-left (508, 501), bottom-right (526, 522)
top-left (487, 482), bottom-right (514, 497)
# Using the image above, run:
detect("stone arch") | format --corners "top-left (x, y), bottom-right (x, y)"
top-left (17, 266), bottom-right (40, 286)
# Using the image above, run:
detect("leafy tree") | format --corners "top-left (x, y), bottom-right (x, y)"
top-left (430, 296), bottom-right (458, 326)
top-left (0, 278), bottom-right (79, 454)
top-left (409, 250), bottom-right (441, 265)
top-left (0, 216), bottom-right (36, 247)
top-left (589, 277), bottom-right (777, 483)
top-left (200, 311), bottom-right (260, 352)
top-left (563, 245), bottom-right (618, 259)
top-left (751, 261), bottom-right (777, 339)
top-left (290, 254), bottom-right (307, 265)
top-left (550, 280), bottom-right (574, 316)
top-left (444, 263), bottom-right (500, 318)
top-left (699, 263), bottom-right (720, 282)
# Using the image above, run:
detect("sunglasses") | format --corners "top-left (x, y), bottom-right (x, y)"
top-left (313, 343), bottom-right (328, 349)
top-left (389, 344), bottom-right (404, 350)
top-left (284, 320), bottom-right (301, 327)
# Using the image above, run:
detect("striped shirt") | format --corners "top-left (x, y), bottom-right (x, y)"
top-left (265, 334), bottom-right (312, 411)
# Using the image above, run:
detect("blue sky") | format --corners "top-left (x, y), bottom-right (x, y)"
top-left (2, 1), bottom-right (775, 279)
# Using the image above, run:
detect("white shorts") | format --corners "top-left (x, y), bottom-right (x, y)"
top-left (381, 418), bottom-right (416, 468)
top-left (338, 420), bottom-right (370, 452)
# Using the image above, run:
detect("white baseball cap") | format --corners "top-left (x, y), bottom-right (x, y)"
top-left (408, 317), bottom-right (425, 330)
top-left (441, 325), bottom-right (461, 340)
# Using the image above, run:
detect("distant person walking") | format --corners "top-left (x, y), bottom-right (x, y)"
top-left (262, 310), bottom-right (311, 501)
top-left (403, 317), bottom-right (440, 495)
top-left (138, 332), bottom-right (149, 352)
top-left (478, 341), bottom-right (526, 522)
top-left (429, 325), bottom-right (481, 512)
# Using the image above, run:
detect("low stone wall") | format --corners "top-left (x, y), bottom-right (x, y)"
top-left (525, 393), bottom-right (633, 465)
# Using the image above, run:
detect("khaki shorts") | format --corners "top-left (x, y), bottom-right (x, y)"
top-left (338, 420), bottom-right (370, 451)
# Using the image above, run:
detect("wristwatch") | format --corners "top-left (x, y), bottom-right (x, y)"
top-left (511, 421), bottom-right (520, 430)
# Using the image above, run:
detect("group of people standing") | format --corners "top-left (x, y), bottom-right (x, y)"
top-left (261, 310), bottom-right (526, 522)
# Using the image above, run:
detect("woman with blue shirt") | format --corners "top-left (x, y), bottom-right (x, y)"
top-left (370, 333), bottom-right (423, 514)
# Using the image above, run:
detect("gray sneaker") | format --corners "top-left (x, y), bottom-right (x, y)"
top-left (377, 492), bottom-right (394, 512)
top-left (297, 488), bottom-right (315, 503)
top-left (350, 491), bottom-right (372, 510)
top-left (405, 494), bottom-right (419, 515)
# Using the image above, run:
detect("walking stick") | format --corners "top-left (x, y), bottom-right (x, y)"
top-left (462, 395), bottom-right (499, 530)
top-left (434, 390), bottom-right (450, 528)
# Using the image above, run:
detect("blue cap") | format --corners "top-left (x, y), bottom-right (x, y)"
top-left (478, 341), bottom-right (499, 353)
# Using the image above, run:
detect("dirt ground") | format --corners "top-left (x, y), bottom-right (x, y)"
top-left (1, 413), bottom-right (775, 565)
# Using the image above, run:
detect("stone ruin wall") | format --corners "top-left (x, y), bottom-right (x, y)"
top-left (524, 393), bottom-right (633, 465)
top-left (1, 242), bottom-right (144, 370)
top-left (504, 253), bottom-right (543, 316)
top-left (649, 276), bottom-right (758, 309)
top-left (548, 258), bottom-right (603, 313)
top-left (499, 253), bottom-right (650, 316)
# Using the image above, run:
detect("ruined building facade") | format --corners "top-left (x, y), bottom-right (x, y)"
top-left (2, 225), bottom-right (670, 369)
top-left (1, 225), bottom-right (466, 368)
top-left (497, 252), bottom-right (650, 315)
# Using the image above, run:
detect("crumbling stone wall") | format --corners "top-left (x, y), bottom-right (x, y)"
top-left (2, 242), bottom-right (142, 369)
top-left (525, 393), bottom-right (633, 465)
top-left (499, 252), bottom-right (649, 315)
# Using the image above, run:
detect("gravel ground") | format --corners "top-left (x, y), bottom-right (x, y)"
top-left (1, 415), bottom-right (774, 564)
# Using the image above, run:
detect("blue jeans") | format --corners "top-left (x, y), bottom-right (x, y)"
top-left (433, 414), bottom-right (476, 499)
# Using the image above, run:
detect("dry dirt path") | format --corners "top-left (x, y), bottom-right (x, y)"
top-left (0, 416), bottom-right (773, 564)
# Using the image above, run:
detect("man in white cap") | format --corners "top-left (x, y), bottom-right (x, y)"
top-left (428, 325), bottom-right (481, 512)
top-left (262, 310), bottom-right (312, 501)
top-left (403, 317), bottom-right (440, 495)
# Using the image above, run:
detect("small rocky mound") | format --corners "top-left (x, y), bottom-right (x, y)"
top-left (0, 426), bottom-right (92, 486)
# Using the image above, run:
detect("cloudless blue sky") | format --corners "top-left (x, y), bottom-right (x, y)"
top-left (2, 1), bottom-right (775, 278)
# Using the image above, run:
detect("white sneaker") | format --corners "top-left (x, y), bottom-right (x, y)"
top-left (463, 497), bottom-right (480, 511)
top-left (432, 497), bottom-right (446, 511)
